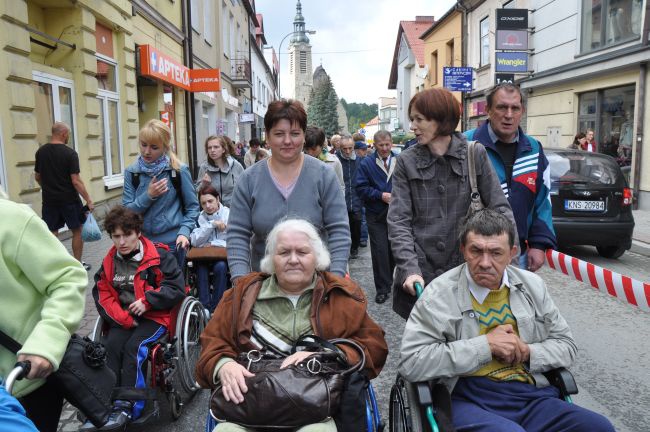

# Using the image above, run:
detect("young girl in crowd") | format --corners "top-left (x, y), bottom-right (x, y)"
top-left (190, 186), bottom-right (230, 313)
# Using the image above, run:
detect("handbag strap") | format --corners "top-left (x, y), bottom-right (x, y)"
top-left (0, 328), bottom-right (21, 354)
top-left (467, 140), bottom-right (484, 211)
top-left (293, 335), bottom-right (366, 375)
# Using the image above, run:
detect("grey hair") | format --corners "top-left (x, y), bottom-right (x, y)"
top-left (339, 135), bottom-right (354, 145)
top-left (260, 219), bottom-right (331, 274)
top-left (459, 208), bottom-right (516, 248)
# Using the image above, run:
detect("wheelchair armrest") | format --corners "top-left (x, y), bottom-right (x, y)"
top-left (542, 367), bottom-right (578, 396)
top-left (415, 381), bottom-right (433, 406)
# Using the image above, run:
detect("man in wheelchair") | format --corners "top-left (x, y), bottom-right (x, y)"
top-left (84, 206), bottom-right (186, 431)
top-left (400, 209), bottom-right (614, 432)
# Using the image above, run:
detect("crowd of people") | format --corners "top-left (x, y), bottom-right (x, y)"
top-left (0, 83), bottom-right (616, 432)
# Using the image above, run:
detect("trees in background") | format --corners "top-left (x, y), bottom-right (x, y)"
top-left (307, 76), bottom-right (340, 137)
top-left (341, 99), bottom-right (378, 134)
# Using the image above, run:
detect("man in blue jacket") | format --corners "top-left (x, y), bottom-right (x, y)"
top-left (355, 131), bottom-right (396, 303)
top-left (465, 83), bottom-right (557, 272)
top-left (337, 135), bottom-right (362, 259)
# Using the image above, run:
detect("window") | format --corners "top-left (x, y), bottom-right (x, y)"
top-left (96, 54), bottom-right (123, 185)
top-left (222, 2), bottom-right (230, 58)
top-left (581, 0), bottom-right (642, 52)
top-left (203, 0), bottom-right (212, 43)
top-left (32, 72), bottom-right (77, 149)
top-left (480, 17), bottom-right (490, 66)
top-left (190, 0), bottom-right (199, 32)
top-left (300, 51), bottom-right (307, 73)
top-left (578, 85), bottom-right (635, 170)
top-left (230, 14), bottom-right (235, 59)
top-left (430, 51), bottom-right (438, 85)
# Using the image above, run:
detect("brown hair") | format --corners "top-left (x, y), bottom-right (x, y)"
top-left (264, 99), bottom-right (307, 133)
top-left (352, 132), bottom-right (366, 142)
top-left (139, 119), bottom-right (182, 170)
top-left (204, 135), bottom-right (230, 166)
top-left (104, 206), bottom-right (143, 236)
top-left (408, 88), bottom-right (460, 136)
top-left (198, 184), bottom-right (220, 200)
top-left (305, 126), bottom-right (326, 150)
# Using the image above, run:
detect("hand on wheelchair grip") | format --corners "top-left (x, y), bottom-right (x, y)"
top-left (219, 361), bottom-right (255, 404)
top-left (402, 274), bottom-right (424, 296)
top-left (16, 354), bottom-right (53, 379)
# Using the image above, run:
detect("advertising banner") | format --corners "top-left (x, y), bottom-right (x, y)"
top-left (495, 52), bottom-right (528, 73)
top-left (496, 30), bottom-right (528, 50)
top-left (496, 8), bottom-right (528, 30)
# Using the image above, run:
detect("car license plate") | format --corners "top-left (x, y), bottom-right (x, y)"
top-left (564, 200), bottom-right (605, 211)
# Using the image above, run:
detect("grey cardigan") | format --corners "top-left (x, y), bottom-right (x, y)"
top-left (387, 133), bottom-right (517, 318)
top-left (195, 156), bottom-right (244, 207)
top-left (399, 264), bottom-right (577, 393)
top-left (227, 156), bottom-right (351, 279)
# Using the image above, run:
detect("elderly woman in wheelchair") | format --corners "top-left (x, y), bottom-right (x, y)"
top-left (83, 206), bottom-right (186, 431)
top-left (189, 185), bottom-right (230, 313)
top-left (393, 209), bottom-right (614, 432)
top-left (196, 218), bottom-right (388, 431)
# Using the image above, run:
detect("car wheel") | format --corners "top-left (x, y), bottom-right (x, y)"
top-left (596, 245), bottom-right (627, 259)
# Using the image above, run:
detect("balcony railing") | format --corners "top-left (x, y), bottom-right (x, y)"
top-left (230, 58), bottom-right (251, 87)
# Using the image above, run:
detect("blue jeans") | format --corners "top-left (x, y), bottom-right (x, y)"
top-left (518, 251), bottom-right (528, 270)
top-left (196, 261), bottom-right (228, 312)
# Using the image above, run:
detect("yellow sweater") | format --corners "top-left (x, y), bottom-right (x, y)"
top-left (470, 287), bottom-right (533, 384)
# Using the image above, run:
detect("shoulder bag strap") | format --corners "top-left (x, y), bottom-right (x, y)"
top-left (467, 140), bottom-right (485, 211)
top-left (0, 328), bottom-right (22, 354)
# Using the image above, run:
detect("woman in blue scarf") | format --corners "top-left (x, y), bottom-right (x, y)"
top-left (123, 119), bottom-right (200, 266)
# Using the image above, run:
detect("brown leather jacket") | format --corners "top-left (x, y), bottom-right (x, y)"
top-left (195, 271), bottom-right (388, 388)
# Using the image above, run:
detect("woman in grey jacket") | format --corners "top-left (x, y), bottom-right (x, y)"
top-left (195, 135), bottom-right (244, 208)
top-left (388, 88), bottom-right (516, 319)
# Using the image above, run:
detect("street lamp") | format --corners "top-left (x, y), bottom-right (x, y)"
top-left (277, 29), bottom-right (316, 99)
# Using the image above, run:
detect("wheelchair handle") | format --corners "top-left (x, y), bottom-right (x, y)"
top-left (414, 282), bottom-right (424, 298)
top-left (5, 361), bottom-right (31, 395)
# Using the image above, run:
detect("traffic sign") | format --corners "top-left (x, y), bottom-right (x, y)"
top-left (443, 67), bottom-right (473, 92)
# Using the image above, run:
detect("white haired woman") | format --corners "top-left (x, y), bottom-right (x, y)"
top-left (196, 218), bottom-right (388, 431)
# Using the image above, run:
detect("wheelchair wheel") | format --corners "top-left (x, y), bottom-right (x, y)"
top-left (168, 389), bottom-right (183, 420)
top-left (90, 316), bottom-right (104, 342)
top-left (389, 375), bottom-right (424, 432)
top-left (175, 297), bottom-right (208, 393)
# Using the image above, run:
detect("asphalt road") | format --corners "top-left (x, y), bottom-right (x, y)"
top-left (63, 243), bottom-right (650, 432)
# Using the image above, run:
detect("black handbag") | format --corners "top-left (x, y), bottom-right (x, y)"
top-left (210, 336), bottom-right (365, 429)
top-left (0, 330), bottom-right (116, 428)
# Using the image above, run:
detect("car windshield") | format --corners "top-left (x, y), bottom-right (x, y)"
top-left (547, 151), bottom-right (623, 186)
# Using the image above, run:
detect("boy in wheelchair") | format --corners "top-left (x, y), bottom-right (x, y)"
top-left (189, 185), bottom-right (230, 313)
top-left (83, 206), bottom-right (186, 431)
top-left (399, 209), bottom-right (614, 432)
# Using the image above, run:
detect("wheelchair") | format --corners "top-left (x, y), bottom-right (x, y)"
top-left (89, 295), bottom-right (208, 423)
top-left (185, 245), bottom-right (230, 310)
top-left (389, 369), bottom-right (578, 432)
top-left (204, 380), bottom-right (385, 432)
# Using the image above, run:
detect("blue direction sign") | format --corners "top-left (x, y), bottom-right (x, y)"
top-left (443, 67), bottom-right (473, 92)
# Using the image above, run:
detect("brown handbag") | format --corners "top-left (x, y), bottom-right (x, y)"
top-left (186, 246), bottom-right (227, 261)
top-left (209, 338), bottom-right (365, 429)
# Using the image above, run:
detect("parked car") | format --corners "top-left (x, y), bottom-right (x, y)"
top-left (391, 144), bottom-right (404, 155)
top-left (546, 147), bottom-right (635, 259)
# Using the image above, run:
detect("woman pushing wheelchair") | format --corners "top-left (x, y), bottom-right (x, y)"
top-left (195, 218), bottom-right (388, 431)
top-left (83, 206), bottom-right (186, 431)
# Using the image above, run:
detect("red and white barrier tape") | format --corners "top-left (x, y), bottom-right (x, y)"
top-left (545, 249), bottom-right (650, 312)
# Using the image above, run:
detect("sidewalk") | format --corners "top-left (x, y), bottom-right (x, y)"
top-left (631, 209), bottom-right (650, 257)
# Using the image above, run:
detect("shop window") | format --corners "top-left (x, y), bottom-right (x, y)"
top-left (32, 72), bottom-right (77, 149)
top-left (96, 55), bottom-right (123, 186)
top-left (480, 17), bottom-right (490, 67)
top-left (581, 0), bottom-right (642, 52)
top-left (163, 85), bottom-right (178, 153)
top-left (578, 85), bottom-right (634, 169)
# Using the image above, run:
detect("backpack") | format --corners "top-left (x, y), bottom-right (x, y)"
top-left (131, 169), bottom-right (185, 212)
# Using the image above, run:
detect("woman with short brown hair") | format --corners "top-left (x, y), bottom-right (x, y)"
top-left (388, 88), bottom-right (516, 318)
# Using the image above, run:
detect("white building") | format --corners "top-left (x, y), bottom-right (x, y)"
top-left (251, 14), bottom-right (278, 139)
top-left (388, 16), bottom-right (435, 133)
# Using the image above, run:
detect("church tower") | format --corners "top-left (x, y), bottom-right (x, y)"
top-left (287, 0), bottom-right (313, 108)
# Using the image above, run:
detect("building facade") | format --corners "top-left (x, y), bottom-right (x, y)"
top-left (521, 0), bottom-right (649, 208)
top-left (388, 16), bottom-right (436, 134)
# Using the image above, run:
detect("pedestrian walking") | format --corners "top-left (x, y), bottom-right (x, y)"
top-left (34, 122), bottom-right (94, 270)
top-left (304, 125), bottom-right (344, 190)
top-left (244, 138), bottom-right (261, 168)
top-left (337, 135), bottom-right (363, 259)
top-left (227, 99), bottom-right (350, 280)
top-left (195, 135), bottom-right (244, 207)
top-left (123, 119), bottom-right (200, 269)
top-left (388, 88), bottom-right (516, 318)
top-left (355, 130), bottom-right (396, 304)
top-left (465, 83), bottom-right (557, 272)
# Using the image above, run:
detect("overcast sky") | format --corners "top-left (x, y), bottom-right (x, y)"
top-left (254, 0), bottom-right (457, 105)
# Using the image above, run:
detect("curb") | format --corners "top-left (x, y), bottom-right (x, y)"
top-left (630, 239), bottom-right (650, 258)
